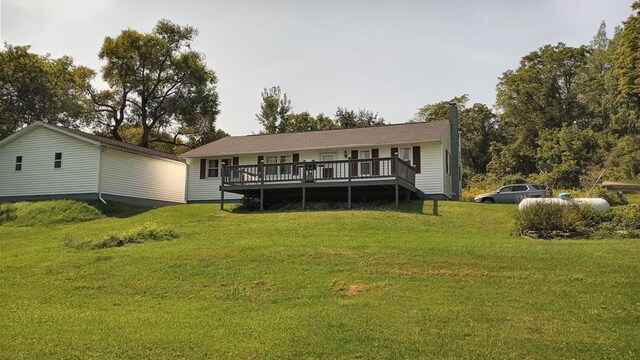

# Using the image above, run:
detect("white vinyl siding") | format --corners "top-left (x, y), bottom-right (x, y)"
top-left (413, 142), bottom-right (444, 196)
top-left (0, 126), bottom-right (100, 197)
top-left (101, 148), bottom-right (187, 204)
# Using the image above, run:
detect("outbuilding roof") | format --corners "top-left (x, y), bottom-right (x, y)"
top-left (181, 120), bottom-right (449, 158)
top-left (0, 122), bottom-right (183, 162)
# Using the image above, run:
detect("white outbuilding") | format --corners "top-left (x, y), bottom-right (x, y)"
top-left (0, 122), bottom-right (187, 206)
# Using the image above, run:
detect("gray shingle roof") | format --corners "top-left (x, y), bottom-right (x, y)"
top-left (181, 120), bottom-right (449, 158)
top-left (47, 123), bottom-right (184, 162)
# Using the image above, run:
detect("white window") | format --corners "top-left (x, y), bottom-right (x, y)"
top-left (54, 152), bottom-right (62, 169)
top-left (360, 150), bottom-right (371, 175)
top-left (266, 156), bottom-right (278, 176)
top-left (15, 156), bottom-right (22, 171)
top-left (320, 153), bottom-right (336, 178)
top-left (279, 155), bottom-right (291, 175)
top-left (401, 148), bottom-right (411, 162)
top-left (208, 159), bottom-right (219, 177)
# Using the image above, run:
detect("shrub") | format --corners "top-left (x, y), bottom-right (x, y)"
top-left (232, 196), bottom-right (262, 212)
top-left (592, 187), bottom-right (628, 206)
top-left (0, 203), bottom-right (18, 225)
top-left (513, 202), bottom-right (605, 238)
top-left (65, 223), bottom-right (179, 249)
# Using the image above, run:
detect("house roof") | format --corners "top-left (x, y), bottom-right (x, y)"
top-left (181, 120), bottom-right (450, 158)
top-left (0, 122), bottom-right (184, 162)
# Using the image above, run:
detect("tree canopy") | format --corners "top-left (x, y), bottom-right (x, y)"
top-left (0, 44), bottom-right (92, 140)
top-left (255, 86), bottom-right (385, 133)
top-left (90, 19), bottom-right (221, 150)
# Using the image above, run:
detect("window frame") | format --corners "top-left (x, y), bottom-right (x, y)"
top-left (400, 147), bottom-right (411, 162)
top-left (15, 155), bottom-right (23, 171)
top-left (54, 152), bottom-right (62, 169)
top-left (279, 155), bottom-right (291, 175)
top-left (207, 159), bottom-right (219, 178)
top-left (360, 150), bottom-right (371, 176)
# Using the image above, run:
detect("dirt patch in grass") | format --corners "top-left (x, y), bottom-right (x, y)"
top-left (332, 280), bottom-right (391, 298)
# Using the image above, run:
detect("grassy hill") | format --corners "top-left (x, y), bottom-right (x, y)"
top-left (0, 201), bottom-right (638, 359)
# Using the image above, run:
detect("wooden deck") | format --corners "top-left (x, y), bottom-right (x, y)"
top-left (220, 156), bottom-right (425, 210)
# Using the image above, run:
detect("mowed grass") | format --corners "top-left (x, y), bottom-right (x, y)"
top-left (0, 202), bottom-right (639, 359)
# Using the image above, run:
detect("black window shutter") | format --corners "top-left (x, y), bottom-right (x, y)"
top-left (199, 159), bottom-right (206, 179)
top-left (412, 146), bottom-right (421, 174)
top-left (350, 150), bottom-right (358, 175)
top-left (292, 153), bottom-right (300, 175)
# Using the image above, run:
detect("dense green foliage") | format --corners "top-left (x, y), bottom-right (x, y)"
top-left (0, 20), bottom-right (222, 153)
top-left (416, 3), bottom-right (640, 188)
top-left (255, 85), bottom-right (385, 133)
top-left (0, 45), bottom-right (93, 140)
top-left (0, 200), bottom-right (104, 227)
top-left (93, 19), bottom-right (220, 149)
top-left (0, 202), bottom-right (638, 358)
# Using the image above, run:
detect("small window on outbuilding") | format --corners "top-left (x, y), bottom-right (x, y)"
top-left (15, 156), bottom-right (23, 171)
top-left (54, 152), bottom-right (62, 168)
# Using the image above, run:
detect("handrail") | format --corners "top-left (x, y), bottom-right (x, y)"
top-left (221, 156), bottom-right (416, 186)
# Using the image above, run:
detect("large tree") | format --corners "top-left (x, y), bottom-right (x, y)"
top-left (0, 44), bottom-right (92, 140)
top-left (255, 86), bottom-right (291, 134)
top-left (414, 95), bottom-right (498, 175)
top-left (612, 0), bottom-right (640, 135)
top-left (283, 112), bottom-right (337, 132)
top-left (334, 107), bottom-right (385, 128)
top-left (97, 19), bottom-right (220, 148)
top-left (493, 43), bottom-right (590, 175)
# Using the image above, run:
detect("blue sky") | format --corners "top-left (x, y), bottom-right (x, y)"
top-left (0, 0), bottom-right (634, 135)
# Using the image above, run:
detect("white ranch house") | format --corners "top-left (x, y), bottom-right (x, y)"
top-left (0, 122), bottom-right (187, 206)
top-left (181, 108), bottom-right (461, 209)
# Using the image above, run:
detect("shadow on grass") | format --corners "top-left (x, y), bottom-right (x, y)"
top-left (91, 201), bottom-right (152, 218)
top-left (229, 200), bottom-right (439, 215)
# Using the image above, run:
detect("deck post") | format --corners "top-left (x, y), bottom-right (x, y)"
top-left (394, 155), bottom-right (399, 208)
top-left (347, 157), bottom-right (352, 209)
top-left (260, 161), bottom-right (265, 211)
top-left (220, 165), bottom-right (225, 210)
top-left (433, 199), bottom-right (439, 215)
top-left (301, 160), bottom-right (306, 210)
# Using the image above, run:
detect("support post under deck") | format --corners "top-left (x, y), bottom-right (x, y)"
top-left (347, 157), bottom-right (352, 209)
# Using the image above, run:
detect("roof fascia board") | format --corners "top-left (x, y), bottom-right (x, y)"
top-left (180, 138), bottom-right (442, 158)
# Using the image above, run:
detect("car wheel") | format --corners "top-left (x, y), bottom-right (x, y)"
top-left (481, 198), bottom-right (495, 204)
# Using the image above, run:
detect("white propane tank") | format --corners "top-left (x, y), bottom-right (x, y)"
top-left (518, 197), bottom-right (611, 213)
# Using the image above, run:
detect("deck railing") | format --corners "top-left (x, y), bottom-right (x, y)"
top-left (221, 156), bottom-right (416, 187)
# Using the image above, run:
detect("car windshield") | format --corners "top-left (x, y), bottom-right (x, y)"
top-left (498, 186), bottom-right (512, 193)
top-left (531, 184), bottom-right (547, 190)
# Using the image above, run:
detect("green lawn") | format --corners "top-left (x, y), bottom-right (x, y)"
top-left (1, 202), bottom-right (639, 359)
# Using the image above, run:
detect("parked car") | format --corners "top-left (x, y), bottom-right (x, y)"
top-left (473, 184), bottom-right (551, 204)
